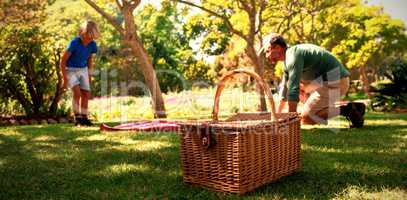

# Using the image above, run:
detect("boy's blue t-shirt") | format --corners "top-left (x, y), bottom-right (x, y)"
top-left (66, 37), bottom-right (97, 68)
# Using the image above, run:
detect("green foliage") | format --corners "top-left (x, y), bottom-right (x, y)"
top-left (322, 1), bottom-right (407, 70)
top-left (136, 1), bottom-right (214, 92)
top-left (0, 1), bottom-right (64, 116)
top-left (0, 26), bottom-right (63, 116)
top-left (371, 59), bottom-right (407, 111)
top-left (181, 0), bottom-right (407, 83)
top-left (185, 14), bottom-right (232, 55)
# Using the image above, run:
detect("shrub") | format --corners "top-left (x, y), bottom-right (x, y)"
top-left (371, 59), bottom-right (407, 111)
top-left (0, 26), bottom-right (64, 117)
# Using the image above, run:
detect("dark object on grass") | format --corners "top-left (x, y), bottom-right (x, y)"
top-left (74, 114), bottom-right (93, 126)
top-left (81, 117), bottom-right (93, 126)
top-left (340, 102), bottom-right (366, 128)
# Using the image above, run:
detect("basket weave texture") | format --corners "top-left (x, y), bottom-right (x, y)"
top-left (178, 69), bottom-right (301, 194)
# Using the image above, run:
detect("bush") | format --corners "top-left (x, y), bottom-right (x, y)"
top-left (0, 26), bottom-right (64, 117)
top-left (371, 59), bottom-right (407, 111)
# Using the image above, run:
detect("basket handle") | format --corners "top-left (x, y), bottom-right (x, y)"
top-left (212, 69), bottom-right (277, 121)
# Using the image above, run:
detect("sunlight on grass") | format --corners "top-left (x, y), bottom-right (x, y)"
top-left (302, 144), bottom-right (371, 154)
top-left (392, 134), bottom-right (407, 140)
top-left (369, 119), bottom-right (407, 126)
top-left (33, 150), bottom-right (60, 161)
top-left (109, 140), bottom-right (173, 152)
top-left (301, 116), bottom-right (350, 130)
top-left (333, 186), bottom-right (407, 200)
top-left (332, 162), bottom-right (393, 175)
top-left (99, 163), bottom-right (151, 177)
top-left (32, 135), bottom-right (58, 142)
top-left (76, 134), bottom-right (108, 142)
top-left (75, 131), bottom-right (176, 151)
top-left (1, 128), bottom-right (25, 138)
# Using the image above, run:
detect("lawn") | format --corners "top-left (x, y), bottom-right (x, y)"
top-left (0, 112), bottom-right (406, 200)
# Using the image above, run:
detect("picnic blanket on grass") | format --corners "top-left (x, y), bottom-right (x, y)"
top-left (100, 120), bottom-right (180, 132)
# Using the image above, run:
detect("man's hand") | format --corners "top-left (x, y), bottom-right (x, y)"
top-left (278, 100), bottom-right (286, 113)
top-left (288, 101), bottom-right (298, 112)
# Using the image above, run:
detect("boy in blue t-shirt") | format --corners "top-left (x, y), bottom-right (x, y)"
top-left (60, 20), bottom-right (99, 126)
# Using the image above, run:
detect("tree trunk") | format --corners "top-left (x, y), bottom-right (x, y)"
top-left (49, 52), bottom-right (63, 115)
top-left (359, 65), bottom-right (372, 98)
top-left (121, 6), bottom-right (166, 118)
top-left (125, 36), bottom-right (167, 118)
top-left (83, 0), bottom-right (167, 118)
top-left (23, 59), bottom-right (42, 115)
top-left (246, 45), bottom-right (267, 111)
top-left (8, 82), bottom-right (33, 116)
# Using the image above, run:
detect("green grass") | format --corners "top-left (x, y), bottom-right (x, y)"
top-left (343, 92), bottom-right (369, 101)
top-left (1, 112), bottom-right (406, 199)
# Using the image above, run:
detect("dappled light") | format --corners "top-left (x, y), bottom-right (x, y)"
top-left (1, 112), bottom-right (406, 199)
top-left (98, 163), bottom-right (151, 177)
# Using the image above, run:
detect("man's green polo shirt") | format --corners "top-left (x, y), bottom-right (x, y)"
top-left (280, 44), bottom-right (350, 102)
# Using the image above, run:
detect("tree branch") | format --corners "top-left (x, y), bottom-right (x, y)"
top-left (176, 0), bottom-right (247, 40)
top-left (255, 0), bottom-right (266, 34)
top-left (126, 0), bottom-right (141, 11)
top-left (115, 0), bottom-right (123, 9)
top-left (237, 0), bottom-right (250, 12)
top-left (83, 0), bottom-right (125, 35)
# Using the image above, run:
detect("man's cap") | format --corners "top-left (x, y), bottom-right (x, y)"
top-left (257, 33), bottom-right (285, 55)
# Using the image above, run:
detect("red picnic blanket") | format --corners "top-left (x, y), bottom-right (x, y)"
top-left (100, 120), bottom-right (180, 132)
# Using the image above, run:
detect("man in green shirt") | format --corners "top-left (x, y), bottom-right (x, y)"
top-left (259, 33), bottom-right (364, 127)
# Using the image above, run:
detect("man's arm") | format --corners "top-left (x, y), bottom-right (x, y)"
top-left (278, 70), bottom-right (289, 113)
top-left (284, 54), bottom-right (304, 112)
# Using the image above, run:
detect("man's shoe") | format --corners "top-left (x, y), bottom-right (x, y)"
top-left (340, 102), bottom-right (366, 128)
top-left (81, 115), bottom-right (93, 126)
top-left (74, 114), bottom-right (83, 126)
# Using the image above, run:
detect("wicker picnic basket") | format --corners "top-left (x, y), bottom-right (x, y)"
top-left (178, 69), bottom-right (301, 194)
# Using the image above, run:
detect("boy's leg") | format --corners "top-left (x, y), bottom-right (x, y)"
top-left (66, 68), bottom-right (84, 125)
top-left (72, 85), bottom-right (82, 113)
top-left (72, 85), bottom-right (83, 125)
top-left (79, 89), bottom-right (93, 126)
top-left (80, 89), bottom-right (90, 116)
top-left (77, 68), bottom-right (92, 125)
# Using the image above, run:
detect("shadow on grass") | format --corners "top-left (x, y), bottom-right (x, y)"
top-left (0, 112), bottom-right (406, 199)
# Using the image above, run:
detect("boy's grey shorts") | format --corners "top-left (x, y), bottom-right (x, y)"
top-left (67, 67), bottom-right (90, 91)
